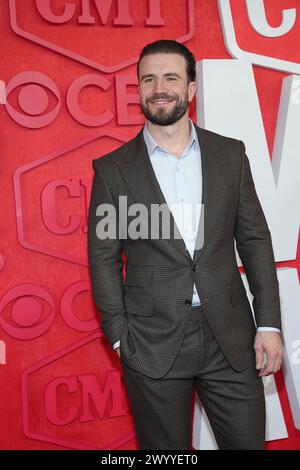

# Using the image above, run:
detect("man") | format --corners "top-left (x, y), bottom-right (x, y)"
top-left (88, 40), bottom-right (283, 450)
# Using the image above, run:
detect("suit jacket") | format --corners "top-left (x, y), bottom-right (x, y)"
top-left (87, 123), bottom-right (281, 379)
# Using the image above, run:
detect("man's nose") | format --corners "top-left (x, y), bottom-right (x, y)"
top-left (153, 78), bottom-right (166, 94)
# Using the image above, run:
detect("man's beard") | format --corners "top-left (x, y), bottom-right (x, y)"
top-left (141, 92), bottom-right (189, 126)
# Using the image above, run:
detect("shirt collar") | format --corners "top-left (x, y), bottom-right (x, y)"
top-left (143, 118), bottom-right (199, 157)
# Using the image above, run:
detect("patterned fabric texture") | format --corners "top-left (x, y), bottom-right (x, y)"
top-left (87, 123), bottom-right (281, 379)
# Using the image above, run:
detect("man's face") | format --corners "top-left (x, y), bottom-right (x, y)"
top-left (138, 53), bottom-right (196, 126)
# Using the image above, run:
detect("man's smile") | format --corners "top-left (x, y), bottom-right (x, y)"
top-left (149, 98), bottom-right (175, 106)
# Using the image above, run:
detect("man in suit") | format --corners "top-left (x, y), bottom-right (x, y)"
top-left (88, 39), bottom-right (283, 450)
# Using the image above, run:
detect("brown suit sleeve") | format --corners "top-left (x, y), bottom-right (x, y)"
top-left (87, 158), bottom-right (127, 347)
top-left (234, 141), bottom-right (281, 329)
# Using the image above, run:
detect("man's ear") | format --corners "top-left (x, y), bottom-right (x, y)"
top-left (188, 81), bottom-right (196, 102)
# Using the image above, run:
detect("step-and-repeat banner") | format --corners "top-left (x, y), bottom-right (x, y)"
top-left (0, 0), bottom-right (299, 450)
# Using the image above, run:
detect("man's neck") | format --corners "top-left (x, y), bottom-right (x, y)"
top-left (146, 115), bottom-right (191, 158)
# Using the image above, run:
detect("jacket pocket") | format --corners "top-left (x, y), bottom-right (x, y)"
top-left (124, 288), bottom-right (154, 316)
top-left (124, 267), bottom-right (153, 287)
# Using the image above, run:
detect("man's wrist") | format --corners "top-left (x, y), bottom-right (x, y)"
top-left (256, 327), bottom-right (281, 333)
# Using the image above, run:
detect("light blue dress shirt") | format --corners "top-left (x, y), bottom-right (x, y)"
top-left (143, 118), bottom-right (202, 307)
top-left (112, 120), bottom-right (280, 350)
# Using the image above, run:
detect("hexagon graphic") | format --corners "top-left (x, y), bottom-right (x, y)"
top-left (9, 0), bottom-right (195, 73)
top-left (13, 129), bottom-right (127, 266)
top-left (21, 331), bottom-right (136, 449)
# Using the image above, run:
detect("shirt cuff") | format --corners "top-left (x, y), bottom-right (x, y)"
top-left (256, 327), bottom-right (281, 333)
top-left (113, 340), bottom-right (120, 350)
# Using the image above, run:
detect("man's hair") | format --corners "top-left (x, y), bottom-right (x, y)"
top-left (137, 39), bottom-right (196, 83)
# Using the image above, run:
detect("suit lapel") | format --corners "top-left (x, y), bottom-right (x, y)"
top-left (192, 126), bottom-right (225, 265)
top-left (116, 124), bottom-right (225, 263)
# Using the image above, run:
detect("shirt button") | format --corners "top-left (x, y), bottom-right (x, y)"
top-left (180, 198), bottom-right (184, 202)
top-left (185, 299), bottom-right (192, 306)
top-left (176, 168), bottom-right (180, 172)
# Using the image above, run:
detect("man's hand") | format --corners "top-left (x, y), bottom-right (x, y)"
top-left (115, 347), bottom-right (120, 358)
top-left (254, 331), bottom-right (283, 377)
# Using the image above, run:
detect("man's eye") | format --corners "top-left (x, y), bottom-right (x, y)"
top-left (144, 78), bottom-right (153, 83)
top-left (167, 77), bottom-right (177, 81)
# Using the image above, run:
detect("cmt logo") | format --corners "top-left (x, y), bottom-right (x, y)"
top-left (21, 332), bottom-right (135, 449)
top-left (218, 0), bottom-right (300, 74)
top-left (9, 0), bottom-right (195, 73)
top-left (45, 373), bottom-right (124, 426)
top-left (193, 56), bottom-right (300, 448)
top-left (13, 132), bottom-right (126, 266)
top-left (33, 0), bottom-right (165, 26)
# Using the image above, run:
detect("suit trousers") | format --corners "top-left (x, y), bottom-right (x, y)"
top-left (121, 305), bottom-right (266, 450)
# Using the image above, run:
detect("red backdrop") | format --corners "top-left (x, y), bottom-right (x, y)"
top-left (0, 0), bottom-right (299, 450)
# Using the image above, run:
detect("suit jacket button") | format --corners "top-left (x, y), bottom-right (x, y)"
top-left (185, 299), bottom-right (192, 306)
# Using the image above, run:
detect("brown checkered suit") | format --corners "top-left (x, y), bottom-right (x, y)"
top-left (87, 124), bottom-right (281, 449)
